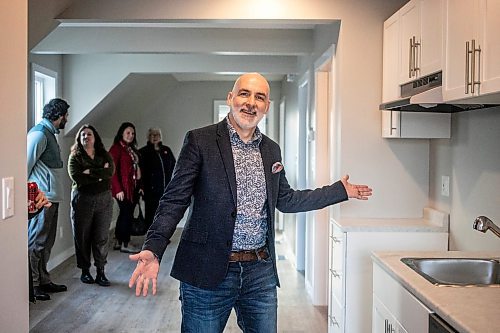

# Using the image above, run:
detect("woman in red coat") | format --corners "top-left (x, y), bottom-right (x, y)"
top-left (109, 122), bottom-right (142, 253)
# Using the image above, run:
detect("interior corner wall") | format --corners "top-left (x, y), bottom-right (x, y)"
top-left (0, 1), bottom-right (29, 331)
top-left (329, 0), bottom-right (429, 219)
top-left (28, 0), bottom-right (76, 50)
top-left (429, 108), bottom-right (500, 251)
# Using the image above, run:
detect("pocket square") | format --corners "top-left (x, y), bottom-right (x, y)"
top-left (271, 162), bottom-right (284, 174)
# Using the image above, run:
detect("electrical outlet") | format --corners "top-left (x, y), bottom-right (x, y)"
top-left (441, 176), bottom-right (450, 197)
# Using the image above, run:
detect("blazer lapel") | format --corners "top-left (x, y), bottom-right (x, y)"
top-left (259, 138), bottom-right (275, 209)
top-left (216, 120), bottom-right (237, 205)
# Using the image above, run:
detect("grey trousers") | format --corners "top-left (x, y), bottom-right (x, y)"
top-left (28, 203), bottom-right (59, 285)
top-left (71, 190), bottom-right (113, 270)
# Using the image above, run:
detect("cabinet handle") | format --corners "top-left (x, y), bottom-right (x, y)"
top-left (390, 110), bottom-right (398, 136)
top-left (329, 315), bottom-right (340, 327)
top-left (408, 37), bottom-right (413, 78)
top-left (472, 39), bottom-right (481, 94)
top-left (465, 41), bottom-right (472, 94)
top-left (471, 39), bottom-right (476, 94)
top-left (413, 36), bottom-right (420, 75)
top-left (332, 236), bottom-right (341, 244)
top-left (330, 269), bottom-right (341, 278)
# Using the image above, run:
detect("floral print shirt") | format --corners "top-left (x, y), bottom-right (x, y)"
top-left (227, 117), bottom-right (268, 251)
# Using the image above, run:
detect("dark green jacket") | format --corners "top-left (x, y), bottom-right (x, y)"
top-left (68, 150), bottom-right (115, 194)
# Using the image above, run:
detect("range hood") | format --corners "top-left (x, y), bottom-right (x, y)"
top-left (379, 72), bottom-right (500, 113)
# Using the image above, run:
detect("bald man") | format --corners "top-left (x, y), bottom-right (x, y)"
top-left (129, 73), bottom-right (372, 332)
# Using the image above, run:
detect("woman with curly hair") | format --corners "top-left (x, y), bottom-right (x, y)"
top-left (68, 124), bottom-right (114, 286)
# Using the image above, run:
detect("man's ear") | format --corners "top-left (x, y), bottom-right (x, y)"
top-left (226, 92), bottom-right (233, 105)
top-left (264, 100), bottom-right (270, 114)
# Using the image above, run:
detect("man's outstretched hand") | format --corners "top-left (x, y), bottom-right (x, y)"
top-left (129, 250), bottom-right (160, 297)
top-left (341, 174), bottom-right (373, 200)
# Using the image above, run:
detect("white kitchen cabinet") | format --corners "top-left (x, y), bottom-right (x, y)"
top-left (398, 0), bottom-right (443, 84)
top-left (381, 0), bottom-right (450, 139)
top-left (373, 262), bottom-right (432, 333)
top-left (381, 110), bottom-right (451, 139)
top-left (443, 0), bottom-right (500, 101)
top-left (382, 11), bottom-right (400, 104)
top-left (327, 215), bottom-right (448, 333)
top-left (373, 295), bottom-right (408, 333)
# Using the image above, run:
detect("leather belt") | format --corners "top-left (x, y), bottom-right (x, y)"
top-left (229, 248), bottom-right (268, 262)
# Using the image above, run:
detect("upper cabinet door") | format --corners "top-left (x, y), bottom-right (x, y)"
top-left (419, 0), bottom-right (443, 76)
top-left (399, 0), bottom-right (443, 85)
top-left (443, 0), bottom-right (500, 101)
top-left (480, 0), bottom-right (500, 96)
top-left (398, 0), bottom-right (421, 84)
top-left (382, 11), bottom-right (401, 103)
top-left (443, 0), bottom-right (478, 100)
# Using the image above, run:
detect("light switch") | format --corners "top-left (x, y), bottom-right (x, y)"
top-left (2, 177), bottom-right (15, 219)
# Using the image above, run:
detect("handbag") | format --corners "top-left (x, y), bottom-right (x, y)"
top-left (130, 199), bottom-right (148, 236)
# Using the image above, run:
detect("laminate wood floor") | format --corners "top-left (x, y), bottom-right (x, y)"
top-left (29, 229), bottom-right (327, 333)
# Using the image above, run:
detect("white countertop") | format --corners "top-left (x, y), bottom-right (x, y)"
top-left (372, 251), bottom-right (500, 333)
top-left (333, 207), bottom-right (449, 233)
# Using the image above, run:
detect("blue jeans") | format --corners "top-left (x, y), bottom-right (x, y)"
top-left (179, 255), bottom-right (277, 333)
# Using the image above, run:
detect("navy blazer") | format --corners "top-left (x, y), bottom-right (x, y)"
top-left (143, 119), bottom-right (348, 289)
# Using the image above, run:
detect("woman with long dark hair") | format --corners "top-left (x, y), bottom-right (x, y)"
top-left (68, 124), bottom-right (114, 286)
top-left (109, 122), bottom-right (142, 253)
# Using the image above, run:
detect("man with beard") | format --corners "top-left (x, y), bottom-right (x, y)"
top-left (27, 98), bottom-right (70, 301)
top-left (129, 73), bottom-right (372, 332)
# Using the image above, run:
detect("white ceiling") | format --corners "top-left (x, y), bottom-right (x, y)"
top-left (32, 18), bottom-right (339, 134)
top-left (32, 19), bottom-right (338, 81)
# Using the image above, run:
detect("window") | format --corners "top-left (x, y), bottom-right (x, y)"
top-left (31, 64), bottom-right (57, 125)
top-left (213, 100), bottom-right (270, 135)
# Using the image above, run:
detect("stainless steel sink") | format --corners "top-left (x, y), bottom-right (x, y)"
top-left (401, 257), bottom-right (500, 286)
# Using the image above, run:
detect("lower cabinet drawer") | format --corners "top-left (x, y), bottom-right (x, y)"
top-left (330, 267), bottom-right (343, 305)
top-left (328, 297), bottom-right (344, 333)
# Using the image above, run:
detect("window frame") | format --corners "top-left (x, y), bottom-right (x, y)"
top-left (213, 99), bottom-right (271, 135)
top-left (31, 63), bottom-right (58, 126)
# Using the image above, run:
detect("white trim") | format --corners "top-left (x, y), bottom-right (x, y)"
top-left (30, 63), bottom-right (58, 125)
top-left (314, 44), bottom-right (336, 71)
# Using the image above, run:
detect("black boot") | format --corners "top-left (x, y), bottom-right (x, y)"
top-left (95, 267), bottom-right (110, 287)
top-left (80, 269), bottom-right (95, 284)
top-left (33, 286), bottom-right (51, 301)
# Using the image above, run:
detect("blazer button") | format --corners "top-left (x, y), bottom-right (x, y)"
top-left (231, 211), bottom-right (236, 218)
top-left (226, 241), bottom-right (231, 247)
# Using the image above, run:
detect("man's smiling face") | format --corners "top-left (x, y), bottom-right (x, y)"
top-left (227, 73), bottom-right (270, 135)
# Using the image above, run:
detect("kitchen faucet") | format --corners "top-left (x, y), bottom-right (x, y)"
top-left (473, 216), bottom-right (500, 238)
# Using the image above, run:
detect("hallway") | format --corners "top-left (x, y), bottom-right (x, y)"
top-left (29, 229), bottom-right (327, 333)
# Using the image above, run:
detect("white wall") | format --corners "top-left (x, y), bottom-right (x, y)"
top-left (430, 108), bottom-right (500, 251)
top-left (63, 54), bottom-right (295, 135)
top-left (0, 1), bottom-right (29, 331)
top-left (327, 0), bottom-right (429, 219)
top-left (81, 76), bottom-right (282, 155)
top-left (28, 0), bottom-right (76, 50)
